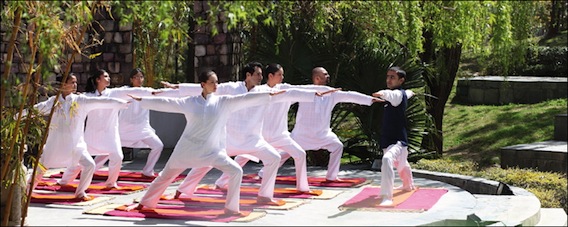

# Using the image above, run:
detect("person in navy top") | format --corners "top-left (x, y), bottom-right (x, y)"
top-left (372, 66), bottom-right (416, 206)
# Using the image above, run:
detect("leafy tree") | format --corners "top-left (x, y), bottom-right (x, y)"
top-left (205, 1), bottom-right (544, 156)
top-left (1, 1), bottom-right (111, 225)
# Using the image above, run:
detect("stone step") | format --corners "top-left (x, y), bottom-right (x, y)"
top-left (473, 194), bottom-right (542, 226)
top-left (501, 140), bottom-right (567, 173)
top-left (536, 208), bottom-right (568, 226)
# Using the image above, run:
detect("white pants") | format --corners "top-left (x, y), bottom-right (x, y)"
top-left (140, 155), bottom-right (243, 212)
top-left (280, 136), bottom-right (343, 181)
top-left (251, 137), bottom-right (310, 191)
top-left (179, 144), bottom-right (280, 199)
top-left (29, 148), bottom-right (95, 198)
top-left (126, 134), bottom-right (164, 176)
top-left (380, 141), bottom-right (414, 198)
top-left (61, 149), bottom-right (123, 188)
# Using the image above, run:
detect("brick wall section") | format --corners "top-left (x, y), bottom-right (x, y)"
top-left (192, 1), bottom-right (243, 82)
top-left (0, 8), bottom-right (134, 93)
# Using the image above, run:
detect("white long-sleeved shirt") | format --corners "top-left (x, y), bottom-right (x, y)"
top-left (118, 87), bottom-right (179, 148)
top-left (291, 90), bottom-right (375, 148)
top-left (139, 92), bottom-right (270, 169)
top-left (375, 89), bottom-right (414, 107)
top-left (259, 83), bottom-right (325, 142)
top-left (33, 93), bottom-right (128, 168)
top-left (83, 87), bottom-right (154, 155)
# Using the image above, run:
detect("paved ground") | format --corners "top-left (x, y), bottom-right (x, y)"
top-left (23, 149), bottom-right (492, 226)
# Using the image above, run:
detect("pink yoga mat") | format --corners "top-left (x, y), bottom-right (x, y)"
top-left (339, 187), bottom-right (448, 212)
top-left (194, 185), bottom-right (319, 199)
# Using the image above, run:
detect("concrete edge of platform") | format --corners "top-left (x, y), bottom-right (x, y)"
top-left (413, 169), bottom-right (542, 226)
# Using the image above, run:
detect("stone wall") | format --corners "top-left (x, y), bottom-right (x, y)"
top-left (192, 1), bottom-right (243, 82)
top-left (0, 7), bottom-right (134, 93)
top-left (455, 76), bottom-right (567, 105)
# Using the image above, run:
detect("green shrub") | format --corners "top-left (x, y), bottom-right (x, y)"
top-left (516, 46), bottom-right (568, 77)
top-left (414, 158), bottom-right (568, 213)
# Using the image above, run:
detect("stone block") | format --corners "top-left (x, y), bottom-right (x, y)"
top-left (100, 20), bottom-right (115, 31)
top-left (195, 45), bottom-right (206, 57)
top-left (483, 88), bottom-right (499, 105)
top-left (71, 64), bottom-right (83, 73)
top-left (108, 62), bottom-right (120, 73)
top-left (468, 88), bottom-right (485, 104)
top-left (194, 57), bottom-right (199, 67)
top-left (118, 22), bottom-right (132, 31)
top-left (125, 53), bottom-right (132, 63)
top-left (213, 33), bottom-right (226, 44)
top-left (103, 53), bottom-right (114, 62)
top-left (194, 32), bottom-right (209, 44)
top-left (118, 44), bottom-right (131, 54)
top-left (113, 32), bottom-right (123, 43)
top-left (219, 54), bottom-right (228, 65)
top-left (104, 32), bottom-right (113, 44)
top-left (122, 32), bottom-right (132, 44)
top-left (218, 44), bottom-right (228, 55)
top-left (206, 44), bottom-right (216, 55)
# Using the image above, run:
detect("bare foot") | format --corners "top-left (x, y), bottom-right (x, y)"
top-left (77, 195), bottom-right (94, 201)
top-left (324, 178), bottom-right (346, 183)
top-left (394, 185), bottom-right (416, 192)
top-left (213, 184), bottom-right (228, 192)
top-left (256, 196), bottom-right (286, 206)
top-left (125, 203), bottom-right (144, 211)
top-left (223, 208), bottom-right (242, 216)
top-left (173, 190), bottom-right (182, 199)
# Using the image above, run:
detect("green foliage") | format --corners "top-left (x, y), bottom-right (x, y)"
top-left (111, 1), bottom-right (191, 87)
top-left (516, 46), bottom-right (568, 77)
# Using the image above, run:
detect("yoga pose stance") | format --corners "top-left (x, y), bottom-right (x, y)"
top-left (372, 66), bottom-right (416, 206)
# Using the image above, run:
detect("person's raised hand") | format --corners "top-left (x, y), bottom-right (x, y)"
top-left (270, 90), bottom-right (286, 96)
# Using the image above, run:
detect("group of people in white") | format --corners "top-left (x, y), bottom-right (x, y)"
top-left (25, 61), bottom-right (415, 216)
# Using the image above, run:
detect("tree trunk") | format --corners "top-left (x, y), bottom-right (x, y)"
top-left (544, 0), bottom-right (561, 40)
top-left (429, 44), bottom-right (463, 155)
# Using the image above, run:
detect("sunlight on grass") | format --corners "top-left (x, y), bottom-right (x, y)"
top-left (443, 98), bottom-right (567, 166)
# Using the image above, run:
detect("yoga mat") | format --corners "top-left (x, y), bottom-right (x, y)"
top-left (36, 179), bottom-right (147, 195)
top-left (49, 170), bottom-right (187, 183)
top-left (338, 186), bottom-right (448, 212)
top-left (242, 174), bottom-right (371, 188)
top-left (30, 192), bottom-right (113, 206)
top-left (84, 203), bottom-right (267, 223)
top-left (195, 185), bottom-right (343, 199)
top-left (134, 195), bottom-right (304, 210)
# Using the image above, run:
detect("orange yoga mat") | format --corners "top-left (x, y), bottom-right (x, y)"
top-left (49, 170), bottom-right (186, 183)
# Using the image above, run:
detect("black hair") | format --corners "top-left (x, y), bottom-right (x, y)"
top-left (264, 63), bottom-right (282, 78)
top-left (85, 69), bottom-right (107, 93)
top-left (198, 70), bottom-right (216, 83)
top-left (388, 66), bottom-right (406, 80)
top-left (130, 68), bottom-right (143, 78)
top-left (55, 73), bottom-right (76, 83)
top-left (240, 61), bottom-right (263, 81)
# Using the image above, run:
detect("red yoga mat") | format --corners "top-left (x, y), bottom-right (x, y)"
top-left (49, 170), bottom-right (186, 183)
top-left (242, 174), bottom-right (369, 187)
top-left (36, 179), bottom-right (147, 195)
top-left (195, 185), bottom-right (322, 199)
top-left (104, 204), bottom-right (253, 222)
